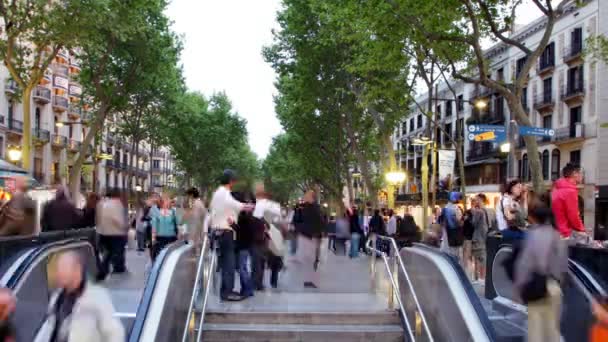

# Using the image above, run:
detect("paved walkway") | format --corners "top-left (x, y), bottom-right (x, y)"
top-left (208, 247), bottom-right (392, 314)
top-left (105, 249), bottom-right (150, 315)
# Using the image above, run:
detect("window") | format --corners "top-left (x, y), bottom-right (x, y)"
top-left (410, 118), bottom-right (415, 132)
top-left (570, 150), bottom-right (581, 166)
top-left (401, 122), bottom-right (407, 136)
top-left (497, 68), bottom-right (504, 81)
top-left (445, 123), bottom-right (453, 144)
top-left (445, 100), bottom-right (453, 117)
top-left (0, 136), bottom-right (4, 158)
top-left (457, 95), bottom-right (464, 112)
top-left (435, 104), bottom-right (442, 118)
top-left (35, 108), bottom-right (41, 130)
top-left (516, 57), bottom-right (527, 78)
top-left (543, 77), bottom-right (553, 102)
top-left (567, 65), bottom-right (584, 94)
top-left (542, 115), bottom-right (552, 142)
top-left (551, 149), bottom-right (561, 180)
top-left (521, 87), bottom-right (528, 111)
top-left (571, 27), bottom-right (583, 55)
top-left (494, 96), bottom-right (504, 120)
top-left (68, 125), bottom-right (73, 139)
top-left (521, 154), bottom-right (529, 181)
top-left (153, 159), bottom-right (160, 169)
top-left (542, 150), bottom-right (550, 180)
top-left (539, 42), bottom-right (555, 69)
top-left (457, 118), bottom-right (464, 138)
top-left (417, 115), bottom-right (422, 128)
top-left (570, 106), bottom-right (582, 138)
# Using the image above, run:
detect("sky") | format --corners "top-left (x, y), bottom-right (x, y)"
top-left (166, 1), bottom-right (545, 158)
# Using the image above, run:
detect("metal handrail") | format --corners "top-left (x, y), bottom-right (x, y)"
top-left (366, 238), bottom-right (415, 342)
top-left (196, 250), bottom-right (216, 341)
top-left (378, 235), bottom-right (434, 341)
top-left (181, 236), bottom-right (209, 342)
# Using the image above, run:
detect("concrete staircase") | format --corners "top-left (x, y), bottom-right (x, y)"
top-left (200, 311), bottom-right (404, 341)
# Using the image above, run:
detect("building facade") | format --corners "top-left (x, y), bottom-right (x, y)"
top-left (394, 0), bottom-right (604, 231)
top-left (0, 48), bottom-right (178, 194)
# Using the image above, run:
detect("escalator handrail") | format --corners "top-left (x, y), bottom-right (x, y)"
top-left (3, 237), bottom-right (93, 290)
top-left (128, 241), bottom-right (187, 342)
top-left (412, 243), bottom-right (497, 341)
top-left (568, 259), bottom-right (607, 299)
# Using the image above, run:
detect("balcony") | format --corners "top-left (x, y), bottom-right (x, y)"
top-left (68, 104), bottom-right (82, 119)
top-left (4, 80), bottom-right (18, 96)
top-left (33, 128), bottom-right (50, 145)
top-left (536, 61), bottom-right (555, 77)
top-left (553, 123), bottom-right (591, 145)
top-left (51, 134), bottom-right (68, 148)
top-left (467, 143), bottom-right (500, 162)
top-left (471, 86), bottom-right (494, 100)
top-left (69, 58), bottom-right (81, 73)
top-left (466, 110), bottom-right (505, 125)
top-left (152, 150), bottom-right (165, 158)
top-left (563, 44), bottom-right (583, 65)
top-left (8, 119), bottom-right (23, 135)
top-left (52, 64), bottom-right (69, 77)
top-left (33, 86), bottom-right (51, 104)
top-left (56, 48), bottom-right (69, 63)
top-left (52, 96), bottom-right (69, 112)
top-left (68, 139), bottom-right (81, 152)
top-left (561, 83), bottom-right (585, 105)
top-left (533, 94), bottom-right (554, 113)
top-left (151, 166), bottom-right (162, 174)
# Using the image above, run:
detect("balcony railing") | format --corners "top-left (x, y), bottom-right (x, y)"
top-left (533, 93), bottom-right (554, 112)
top-left (4, 80), bottom-right (18, 95)
top-left (33, 86), bottom-right (51, 104)
top-left (51, 134), bottom-right (68, 147)
top-left (561, 83), bottom-right (585, 104)
top-left (152, 150), bottom-right (165, 158)
top-left (33, 128), bottom-right (50, 143)
top-left (8, 119), bottom-right (23, 133)
top-left (467, 143), bottom-right (499, 162)
top-left (52, 64), bottom-right (69, 76)
top-left (466, 110), bottom-right (504, 125)
top-left (68, 104), bottom-right (82, 117)
top-left (472, 86), bottom-right (494, 99)
top-left (563, 44), bottom-right (583, 64)
top-left (553, 123), bottom-right (588, 144)
top-left (536, 61), bottom-right (555, 76)
top-left (52, 96), bottom-right (69, 112)
top-left (105, 160), bottom-right (115, 168)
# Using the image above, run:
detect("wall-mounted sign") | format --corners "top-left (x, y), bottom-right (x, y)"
top-left (467, 124), bottom-right (507, 143)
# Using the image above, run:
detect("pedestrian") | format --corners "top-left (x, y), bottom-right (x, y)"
top-left (77, 192), bottom-right (99, 228)
top-left (496, 179), bottom-right (528, 241)
top-left (334, 214), bottom-right (350, 255)
top-left (440, 192), bottom-right (465, 262)
top-left (514, 197), bottom-right (567, 342)
top-left (0, 176), bottom-right (36, 236)
top-left (151, 194), bottom-right (180, 260)
top-left (183, 187), bottom-right (208, 256)
top-left (34, 251), bottom-right (124, 342)
top-left (40, 185), bottom-right (80, 232)
top-left (253, 183), bottom-right (284, 289)
top-left (386, 209), bottom-right (398, 237)
top-left (209, 170), bottom-right (253, 301)
top-left (232, 191), bottom-right (255, 297)
top-left (396, 211), bottom-right (420, 248)
top-left (134, 199), bottom-right (150, 252)
top-left (295, 190), bottom-right (323, 289)
top-left (96, 188), bottom-right (128, 280)
top-left (347, 206), bottom-right (364, 258)
top-left (470, 193), bottom-right (496, 283)
top-left (551, 163), bottom-right (587, 240)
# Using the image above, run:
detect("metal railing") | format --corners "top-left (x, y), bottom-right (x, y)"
top-left (366, 235), bottom-right (433, 341)
top-left (182, 236), bottom-right (217, 342)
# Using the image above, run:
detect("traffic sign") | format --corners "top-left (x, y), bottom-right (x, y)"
top-left (518, 126), bottom-right (555, 138)
top-left (467, 124), bottom-right (507, 142)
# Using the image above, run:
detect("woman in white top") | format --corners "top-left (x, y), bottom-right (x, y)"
top-left (495, 179), bottom-right (528, 241)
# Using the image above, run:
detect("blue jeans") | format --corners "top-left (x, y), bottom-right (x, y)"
top-left (238, 249), bottom-right (254, 296)
top-left (502, 228), bottom-right (525, 242)
top-left (217, 231), bottom-right (236, 298)
top-left (350, 233), bottom-right (361, 258)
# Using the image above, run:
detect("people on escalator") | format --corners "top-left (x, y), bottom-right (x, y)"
top-left (209, 170), bottom-right (254, 301)
top-left (0, 288), bottom-right (15, 342)
top-left (496, 178), bottom-right (528, 242)
top-left (0, 176), bottom-right (35, 236)
top-left (552, 163), bottom-right (587, 240)
top-left (470, 193), bottom-right (497, 283)
top-left (396, 211), bottom-right (420, 248)
top-left (295, 190), bottom-right (323, 289)
top-left (40, 186), bottom-right (81, 232)
top-left (513, 197), bottom-right (567, 342)
top-left (183, 187), bottom-right (208, 256)
top-left (34, 251), bottom-right (124, 342)
top-left (151, 194), bottom-right (181, 260)
top-left (96, 189), bottom-right (128, 280)
top-left (440, 192), bottom-right (465, 262)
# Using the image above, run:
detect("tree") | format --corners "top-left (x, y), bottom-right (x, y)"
top-left (0, 0), bottom-right (89, 170)
top-left (68, 0), bottom-right (182, 195)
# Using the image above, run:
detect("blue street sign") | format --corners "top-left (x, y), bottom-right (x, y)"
top-left (466, 124), bottom-right (507, 143)
top-left (518, 125), bottom-right (555, 138)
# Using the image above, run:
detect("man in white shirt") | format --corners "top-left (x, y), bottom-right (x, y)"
top-left (209, 170), bottom-right (253, 301)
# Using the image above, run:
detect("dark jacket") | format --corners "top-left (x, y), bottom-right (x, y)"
top-left (368, 214), bottom-right (386, 235)
top-left (0, 192), bottom-right (36, 236)
top-left (41, 192), bottom-right (80, 232)
top-left (348, 210), bottom-right (364, 235)
top-left (235, 211), bottom-right (259, 250)
top-left (76, 207), bottom-right (96, 228)
top-left (299, 202), bottom-right (323, 239)
top-left (396, 214), bottom-right (421, 245)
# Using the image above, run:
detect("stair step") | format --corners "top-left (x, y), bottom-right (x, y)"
top-left (204, 311), bottom-right (401, 325)
top-left (201, 323), bottom-right (404, 342)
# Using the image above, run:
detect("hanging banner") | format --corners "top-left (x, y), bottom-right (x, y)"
top-left (438, 149), bottom-right (456, 191)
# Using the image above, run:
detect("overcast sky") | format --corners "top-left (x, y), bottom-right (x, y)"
top-left (166, 1), bottom-right (544, 158)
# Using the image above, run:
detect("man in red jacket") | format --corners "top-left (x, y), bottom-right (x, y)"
top-left (552, 163), bottom-right (586, 238)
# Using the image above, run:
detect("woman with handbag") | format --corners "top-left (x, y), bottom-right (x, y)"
top-left (514, 197), bottom-right (567, 342)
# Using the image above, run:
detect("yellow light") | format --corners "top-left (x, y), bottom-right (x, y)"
top-left (135, 185), bottom-right (142, 192)
top-left (7, 146), bottom-right (22, 162)
top-left (323, 203), bottom-right (328, 208)
top-left (500, 142), bottom-right (511, 153)
top-left (474, 99), bottom-right (488, 110)
top-left (55, 122), bottom-right (65, 128)
top-left (385, 171), bottom-right (406, 185)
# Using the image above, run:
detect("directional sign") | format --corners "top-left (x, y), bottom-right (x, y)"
top-left (519, 125), bottom-right (555, 138)
top-left (467, 124), bottom-right (507, 143)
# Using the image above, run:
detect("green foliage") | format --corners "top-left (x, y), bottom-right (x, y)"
top-left (587, 35), bottom-right (608, 63)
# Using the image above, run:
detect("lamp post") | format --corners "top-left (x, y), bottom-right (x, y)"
top-left (385, 170), bottom-right (406, 209)
top-left (7, 145), bottom-right (22, 164)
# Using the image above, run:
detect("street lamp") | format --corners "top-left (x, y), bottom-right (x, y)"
top-left (500, 142), bottom-right (511, 153)
top-left (474, 99), bottom-right (488, 110)
top-left (135, 184), bottom-right (142, 192)
top-left (385, 170), bottom-right (406, 184)
top-left (7, 145), bottom-right (22, 163)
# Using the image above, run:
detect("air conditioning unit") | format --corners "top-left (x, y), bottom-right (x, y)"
top-left (575, 123), bottom-right (583, 138)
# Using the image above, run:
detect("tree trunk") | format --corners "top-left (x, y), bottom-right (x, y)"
top-left (344, 111), bottom-right (377, 207)
top-left (69, 104), bottom-right (109, 197)
top-left (21, 85), bottom-right (34, 171)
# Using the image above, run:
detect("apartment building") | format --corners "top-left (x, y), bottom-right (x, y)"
top-left (0, 48), bottom-right (177, 194)
top-left (394, 0), bottom-right (605, 230)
